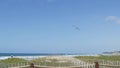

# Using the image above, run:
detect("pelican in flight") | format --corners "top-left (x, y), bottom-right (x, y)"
top-left (72, 25), bottom-right (80, 30)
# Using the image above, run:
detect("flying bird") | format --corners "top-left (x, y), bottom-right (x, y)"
top-left (72, 25), bottom-right (80, 30)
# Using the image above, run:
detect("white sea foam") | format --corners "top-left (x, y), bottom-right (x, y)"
top-left (0, 56), bottom-right (47, 60)
top-left (0, 54), bottom-right (99, 60)
top-left (0, 56), bottom-right (11, 60)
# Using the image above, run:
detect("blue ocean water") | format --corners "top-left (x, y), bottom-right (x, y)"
top-left (0, 53), bottom-right (67, 60)
top-left (0, 53), bottom-right (97, 60)
top-left (0, 53), bottom-right (65, 56)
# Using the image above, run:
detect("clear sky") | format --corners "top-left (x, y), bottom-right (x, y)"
top-left (0, 0), bottom-right (120, 53)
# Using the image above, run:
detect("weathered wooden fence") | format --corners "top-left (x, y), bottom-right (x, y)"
top-left (0, 62), bottom-right (95, 68)
top-left (99, 60), bottom-right (120, 68)
top-left (0, 60), bottom-right (120, 68)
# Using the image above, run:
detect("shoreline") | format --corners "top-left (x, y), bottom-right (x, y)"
top-left (0, 54), bottom-right (99, 60)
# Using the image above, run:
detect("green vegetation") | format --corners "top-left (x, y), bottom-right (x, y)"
top-left (0, 56), bottom-right (120, 64)
top-left (30, 57), bottom-right (73, 67)
top-left (74, 55), bottom-right (120, 63)
top-left (0, 56), bottom-right (120, 67)
top-left (0, 58), bottom-right (28, 63)
top-left (0, 58), bottom-right (29, 67)
top-left (0, 57), bottom-right (73, 67)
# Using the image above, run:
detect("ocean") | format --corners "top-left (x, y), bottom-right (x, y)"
top-left (0, 53), bottom-right (67, 60)
top-left (0, 53), bottom-right (65, 56)
top-left (0, 53), bottom-right (98, 60)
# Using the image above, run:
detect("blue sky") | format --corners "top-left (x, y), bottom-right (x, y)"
top-left (0, 0), bottom-right (120, 53)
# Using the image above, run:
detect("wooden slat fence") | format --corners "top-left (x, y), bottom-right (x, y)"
top-left (0, 62), bottom-right (95, 68)
top-left (99, 60), bottom-right (120, 68)
top-left (0, 60), bottom-right (120, 68)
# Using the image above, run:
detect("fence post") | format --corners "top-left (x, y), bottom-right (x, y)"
top-left (30, 63), bottom-right (34, 68)
top-left (95, 62), bottom-right (99, 68)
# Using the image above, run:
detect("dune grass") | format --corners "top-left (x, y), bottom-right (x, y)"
top-left (30, 57), bottom-right (73, 67)
top-left (0, 57), bottom-right (73, 67)
top-left (0, 58), bottom-right (28, 63)
top-left (74, 55), bottom-right (120, 63)
top-left (0, 55), bottom-right (120, 66)
top-left (0, 55), bottom-right (120, 63)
